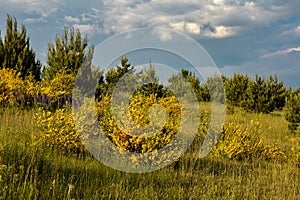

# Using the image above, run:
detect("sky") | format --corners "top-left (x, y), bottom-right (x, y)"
top-left (0, 0), bottom-right (299, 87)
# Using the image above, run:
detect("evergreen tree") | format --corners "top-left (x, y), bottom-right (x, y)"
top-left (242, 74), bottom-right (287, 113)
top-left (205, 73), bottom-right (226, 103)
top-left (43, 27), bottom-right (91, 80)
top-left (73, 46), bottom-right (103, 98)
top-left (0, 15), bottom-right (41, 80)
top-left (267, 74), bottom-right (287, 110)
top-left (135, 63), bottom-right (170, 98)
top-left (200, 83), bottom-right (211, 102)
top-left (95, 57), bottom-right (135, 100)
top-left (137, 62), bottom-right (159, 84)
top-left (105, 57), bottom-right (134, 85)
top-left (285, 88), bottom-right (300, 135)
top-left (168, 69), bottom-right (204, 102)
top-left (224, 73), bottom-right (250, 106)
top-left (182, 69), bottom-right (203, 101)
top-left (242, 75), bottom-right (270, 113)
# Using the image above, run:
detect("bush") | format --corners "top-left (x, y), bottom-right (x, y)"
top-left (40, 72), bottom-right (75, 108)
top-left (0, 68), bottom-right (41, 107)
top-left (97, 93), bottom-right (182, 153)
top-left (34, 107), bottom-right (84, 154)
top-left (212, 118), bottom-right (285, 161)
top-left (0, 68), bottom-right (24, 106)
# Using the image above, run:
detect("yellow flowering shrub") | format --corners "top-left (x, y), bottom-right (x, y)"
top-left (24, 73), bottom-right (40, 100)
top-left (212, 118), bottom-right (285, 161)
top-left (0, 68), bottom-right (24, 106)
top-left (0, 68), bottom-right (43, 107)
top-left (40, 73), bottom-right (75, 107)
top-left (97, 93), bottom-right (181, 153)
top-left (33, 86), bottom-right (286, 162)
top-left (34, 107), bottom-right (84, 153)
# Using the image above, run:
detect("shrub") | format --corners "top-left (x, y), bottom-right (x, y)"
top-left (0, 68), bottom-right (24, 106)
top-left (212, 118), bottom-right (285, 161)
top-left (0, 68), bottom-right (41, 107)
top-left (40, 72), bottom-right (75, 108)
top-left (97, 93), bottom-right (182, 153)
top-left (34, 107), bottom-right (84, 154)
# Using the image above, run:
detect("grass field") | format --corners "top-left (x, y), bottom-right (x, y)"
top-left (0, 104), bottom-right (299, 199)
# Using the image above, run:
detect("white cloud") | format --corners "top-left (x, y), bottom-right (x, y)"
top-left (7, 0), bottom-right (290, 39)
top-left (7, 0), bottom-right (39, 3)
top-left (287, 26), bottom-right (300, 35)
top-left (65, 16), bottom-right (80, 24)
top-left (203, 25), bottom-right (238, 39)
top-left (296, 26), bottom-right (300, 34)
top-left (213, 0), bottom-right (224, 5)
top-left (4, 0), bottom-right (60, 18)
top-left (151, 28), bottom-right (172, 41)
top-left (261, 47), bottom-right (300, 58)
top-left (3, 0), bottom-right (298, 40)
top-left (169, 22), bottom-right (185, 32)
top-left (24, 17), bottom-right (45, 23)
top-left (96, 0), bottom-right (292, 38)
top-left (73, 24), bottom-right (100, 36)
top-left (185, 22), bottom-right (200, 35)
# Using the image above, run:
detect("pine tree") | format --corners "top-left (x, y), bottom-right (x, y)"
top-left (242, 74), bottom-right (287, 113)
top-left (200, 83), bottom-right (210, 102)
top-left (135, 63), bottom-right (170, 98)
top-left (267, 74), bottom-right (287, 110)
top-left (43, 27), bottom-right (91, 80)
top-left (285, 88), bottom-right (300, 135)
top-left (205, 73), bottom-right (226, 103)
top-left (0, 15), bottom-right (41, 80)
top-left (73, 46), bottom-right (103, 98)
top-left (137, 62), bottom-right (159, 84)
top-left (168, 69), bottom-right (209, 102)
top-left (243, 75), bottom-right (268, 113)
top-left (95, 57), bottom-right (135, 100)
top-left (182, 69), bottom-right (203, 101)
top-left (224, 73), bottom-right (250, 106)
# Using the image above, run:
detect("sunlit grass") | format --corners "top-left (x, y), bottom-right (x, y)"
top-left (0, 105), bottom-right (299, 199)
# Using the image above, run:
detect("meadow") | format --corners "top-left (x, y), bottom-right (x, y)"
top-left (0, 103), bottom-right (299, 200)
top-left (0, 15), bottom-right (299, 200)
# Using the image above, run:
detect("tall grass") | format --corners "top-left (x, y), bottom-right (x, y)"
top-left (0, 106), bottom-right (299, 199)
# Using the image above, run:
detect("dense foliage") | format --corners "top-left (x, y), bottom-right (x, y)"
top-left (285, 87), bottom-right (300, 135)
top-left (241, 74), bottom-right (287, 113)
top-left (42, 27), bottom-right (92, 80)
top-left (34, 107), bottom-right (84, 153)
top-left (224, 73), bottom-right (250, 106)
top-left (97, 94), bottom-right (181, 154)
top-left (212, 118), bottom-right (285, 161)
top-left (0, 15), bottom-right (41, 80)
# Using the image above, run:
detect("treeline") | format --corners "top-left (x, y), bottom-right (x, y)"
top-left (0, 16), bottom-right (299, 135)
